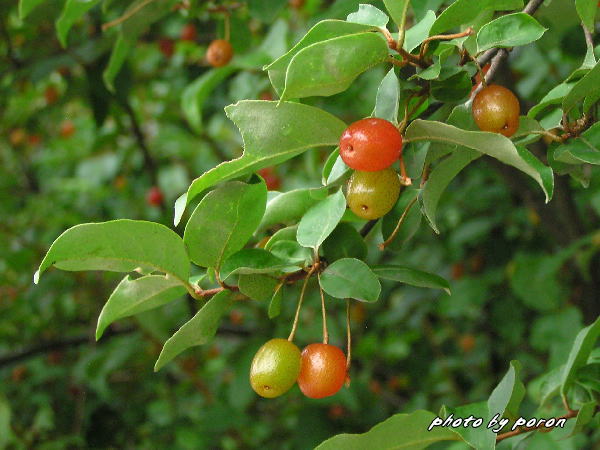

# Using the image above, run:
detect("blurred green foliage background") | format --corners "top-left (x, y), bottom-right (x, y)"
top-left (1, 0), bottom-right (599, 448)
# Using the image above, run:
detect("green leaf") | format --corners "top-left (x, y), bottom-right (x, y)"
top-left (103, 0), bottom-right (177, 90)
top-left (238, 274), bottom-right (279, 302)
top-left (403, 10), bottom-right (436, 52)
top-left (381, 188), bottom-right (423, 248)
top-left (315, 410), bottom-right (462, 450)
top-left (0, 394), bottom-right (11, 449)
top-left (266, 20), bottom-right (374, 94)
top-left (372, 265), bottom-right (451, 295)
top-left (297, 189), bottom-right (346, 250)
top-left (372, 69), bottom-right (400, 124)
top-left (35, 220), bottom-right (190, 284)
top-left (19, 0), bottom-right (46, 18)
top-left (184, 181), bottom-right (267, 270)
top-left (571, 401), bottom-right (597, 434)
top-left (421, 148), bottom-right (481, 233)
top-left (554, 122), bottom-right (600, 165)
top-left (96, 275), bottom-right (186, 340)
top-left (476, 13), bottom-right (547, 53)
top-left (154, 290), bottom-right (234, 371)
top-left (406, 120), bottom-right (554, 203)
top-left (528, 83), bottom-right (574, 119)
top-left (441, 402), bottom-right (493, 449)
top-left (430, 71), bottom-right (472, 102)
top-left (563, 61), bottom-right (600, 114)
top-left (326, 155), bottom-right (351, 186)
top-left (319, 258), bottom-right (381, 302)
top-left (269, 240), bottom-right (313, 266)
top-left (56, 0), bottom-right (101, 47)
top-left (281, 32), bottom-right (389, 101)
top-left (347, 4), bottom-right (389, 28)
top-left (322, 148), bottom-right (340, 184)
top-left (268, 283), bottom-right (284, 319)
top-left (259, 187), bottom-right (328, 230)
top-left (530, 365), bottom-right (563, 406)
top-left (382, 0), bottom-right (409, 31)
top-left (429, 0), bottom-right (523, 35)
top-left (488, 361), bottom-right (525, 421)
top-left (220, 248), bottom-right (297, 281)
top-left (264, 226), bottom-right (298, 251)
top-left (177, 101), bottom-right (346, 225)
top-left (576, 0), bottom-right (599, 33)
top-left (181, 66), bottom-right (237, 134)
top-left (322, 223), bottom-right (367, 263)
top-left (561, 316), bottom-right (600, 397)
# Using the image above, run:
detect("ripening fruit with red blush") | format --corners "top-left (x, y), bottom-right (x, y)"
top-left (180, 24), bottom-right (197, 42)
top-left (206, 39), bottom-right (233, 67)
top-left (472, 85), bottom-right (520, 137)
top-left (298, 343), bottom-right (347, 399)
top-left (346, 168), bottom-right (401, 220)
top-left (339, 118), bottom-right (403, 171)
top-left (44, 85), bottom-right (59, 105)
top-left (258, 167), bottom-right (281, 191)
top-left (158, 38), bottom-right (175, 58)
top-left (250, 338), bottom-right (301, 398)
top-left (146, 186), bottom-right (163, 206)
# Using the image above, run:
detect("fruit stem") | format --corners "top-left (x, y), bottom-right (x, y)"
top-left (345, 299), bottom-right (352, 371)
top-left (379, 194), bottom-right (418, 250)
top-left (399, 154), bottom-right (412, 186)
top-left (287, 264), bottom-right (317, 342)
top-left (317, 274), bottom-right (329, 345)
top-left (224, 12), bottom-right (231, 42)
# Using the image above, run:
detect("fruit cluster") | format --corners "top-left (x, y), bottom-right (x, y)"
top-left (250, 339), bottom-right (347, 399)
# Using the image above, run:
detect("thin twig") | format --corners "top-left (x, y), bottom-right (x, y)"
top-left (102, 0), bottom-right (157, 31)
top-left (582, 21), bottom-right (594, 49)
top-left (288, 264), bottom-right (318, 342)
top-left (345, 299), bottom-right (352, 370)
top-left (419, 27), bottom-right (473, 62)
top-left (317, 274), bottom-right (329, 344)
top-left (379, 194), bottom-right (418, 250)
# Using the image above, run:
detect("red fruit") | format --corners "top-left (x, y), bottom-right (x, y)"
top-left (44, 85), bottom-right (59, 105)
top-left (28, 134), bottom-right (41, 146)
top-left (258, 167), bottom-right (281, 191)
top-left (297, 343), bottom-right (347, 399)
top-left (472, 85), bottom-right (520, 137)
top-left (59, 120), bottom-right (75, 138)
top-left (146, 186), bottom-right (164, 206)
top-left (339, 118), bottom-right (403, 172)
top-left (458, 334), bottom-right (476, 353)
top-left (259, 91), bottom-right (274, 101)
top-left (158, 38), bottom-right (175, 58)
top-left (206, 39), bottom-right (233, 67)
top-left (180, 23), bottom-right (197, 42)
top-left (471, 64), bottom-right (490, 95)
top-left (289, 0), bottom-right (305, 9)
top-left (229, 310), bottom-right (244, 325)
top-left (451, 262), bottom-right (464, 280)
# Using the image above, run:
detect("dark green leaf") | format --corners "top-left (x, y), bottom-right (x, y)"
top-left (488, 361), bottom-right (525, 421)
top-left (154, 290), bottom-right (234, 371)
top-left (297, 189), bottom-right (346, 250)
top-left (238, 274), bottom-right (279, 302)
top-left (19, 0), bottom-right (46, 18)
top-left (403, 10), bottom-right (436, 52)
top-left (372, 265), bottom-right (450, 294)
top-left (269, 240), bottom-right (313, 266)
top-left (576, 0), bottom-right (599, 33)
top-left (319, 258), bottom-right (381, 302)
top-left (56, 0), bottom-right (101, 47)
top-left (322, 223), bottom-right (367, 263)
top-left (220, 248), bottom-right (297, 281)
top-left (563, 61), bottom-right (600, 114)
top-left (268, 283), bottom-right (284, 319)
top-left (382, 0), bottom-right (409, 30)
top-left (561, 316), bottom-right (600, 397)
top-left (429, 0), bottom-right (523, 35)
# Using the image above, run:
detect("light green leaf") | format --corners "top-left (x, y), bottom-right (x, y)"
top-left (316, 410), bottom-right (462, 449)
top-left (528, 83), bottom-right (574, 119)
top-left (372, 68), bottom-right (400, 124)
top-left (429, 0), bottom-right (523, 35)
top-left (238, 274), bottom-right (279, 302)
top-left (406, 120), bottom-right (553, 203)
top-left (554, 122), bottom-right (600, 165)
top-left (372, 265), bottom-right (450, 295)
top-left (220, 248), bottom-right (297, 281)
top-left (488, 361), bottom-right (525, 421)
top-left (319, 258), bottom-right (381, 302)
top-left (266, 20), bottom-right (374, 94)
top-left (347, 4), bottom-right (389, 28)
top-left (181, 66), bottom-right (237, 134)
top-left (154, 290), bottom-right (234, 371)
top-left (268, 283), bottom-right (284, 319)
top-left (421, 148), bottom-right (481, 233)
top-left (563, 61), bottom-right (600, 114)
top-left (326, 155), bottom-right (351, 186)
top-left (403, 10), bottom-right (436, 52)
top-left (441, 402), bottom-right (493, 449)
top-left (297, 189), bottom-right (346, 250)
top-left (19, 0), bottom-right (46, 18)
top-left (0, 394), bottom-right (11, 449)
top-left (184, 180), bottom-right (267, 270)
top-left (35, 220), bottom-right (190, 284)
top-left (382, 0), bottom-right (409, 31)
top-left (269, 240), bottom-right (313, 266)
top-left (260, 187), bottom-right (328, 230)
top-left (177, 101), bottom-right (346, 225)
top-left (572, 401), bottom-right (597, 434)
top-left (56, 0), bottom-right (101, 47)
top-left (561, 316), bottom-right (600, 397)
top-left (477, 13), bottom-right (546, 53)
top-left (96, 275), bottom-right (186, 340)
top-left (576, 0), bottom-right (599, 33)
top-left (281, 32), bottom-right (389, 100)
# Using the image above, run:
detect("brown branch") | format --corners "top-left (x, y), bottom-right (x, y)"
top-left (419, 27), bottom-right (473, 61)
top-left (102, 0), bottom-right (156, 31)
top-left (379, 194), bottom-right (418, 250)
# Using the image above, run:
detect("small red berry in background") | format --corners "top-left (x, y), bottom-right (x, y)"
top-left (180, 23), bottom-right (197, 42)
top-left (44, 85), bottom-right (59, 105)
top-left (458, 334), bottom-right (476, 353)
top-left (206, 39), bottom-right (234, 67)
top-left (289, 0), bottom-right (305, 9)
top-left (451, 262), bottom-right (464, 280)
top-left (28, 134), bottom-right (42, 146)
top-left (472, 84), bottom-right (520, 137)
top-left (229, 309), bottom-right (244, 325)
top-left (258, 167), bottom-right (281, 191)
top-left (339, 118), bottom-right (403, 172)
top-left (59, 120), bottom-right (75, 138)
top-left (297, 343), bottom-right (347, 399)
top-left (158, 38), bottom-right (175, 58)
top-left (146, 186), bottom-right (164, 206)
top-left (328, 404), bottom-right (346, 420)
top-left (259, 91), bottom-right (274, 101)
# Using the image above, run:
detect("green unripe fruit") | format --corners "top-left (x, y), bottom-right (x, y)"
top-left (249, 338), bottom-right (301, 398)
top-left (346, 168), bottom-right (401, 220)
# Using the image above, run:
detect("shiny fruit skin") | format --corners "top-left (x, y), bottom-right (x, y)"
top-left (250, 338), bottom-right (301, 398)
top-left (472, 85), bottom-right (520, 137)
top-left (346, 168), bottom-right (401, 220)
top-left (258, 167), bottom-right (281, 191)
top-left (146, 186), bottom-right (163, 206)
top-left (206, 39), bottom-right (233, 67)
top-left (339, 118), bottom-right (403, 172)
top-left (298, 343), bottom-right (346, 399)
top-left (180, 24), bottom-right (197, 42)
